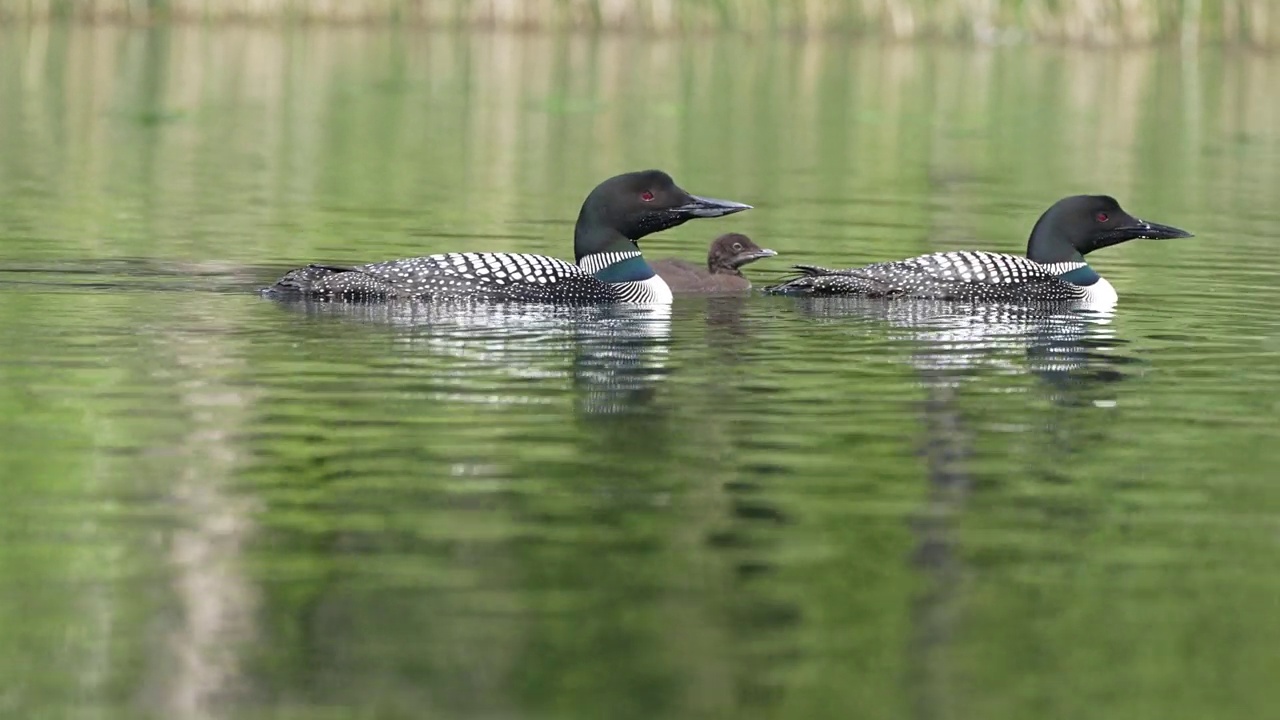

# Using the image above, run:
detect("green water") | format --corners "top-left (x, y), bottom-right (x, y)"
top-left (2, 25), bottom-right (1280, 720)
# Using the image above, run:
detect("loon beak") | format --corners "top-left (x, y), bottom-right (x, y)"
top-left (730, 248), bottom-right (778, 268)
top-left (676, 195), bottom-right (754, 218)
top-left (1118, 219), bottom-right (1194, 240)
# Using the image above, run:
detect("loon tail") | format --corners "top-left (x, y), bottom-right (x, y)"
top-left (764, 264), bottom-right (898, 297)
top-left (791, 264), bottom-right (838, 277)
top-left (261, 264), bottom-right (354, 296)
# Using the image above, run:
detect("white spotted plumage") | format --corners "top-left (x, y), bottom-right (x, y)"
top-left (766, 251), bottom-right (1113, 306)
top-left (268, 251), bottom-right (672, 305)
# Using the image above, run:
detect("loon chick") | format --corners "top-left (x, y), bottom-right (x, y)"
top-left (265, 170), bottom-right (752, 304)
top-left (649, 233), bottom-right (778, 294)
top-left (764, 195), bottom-right (1191, 305)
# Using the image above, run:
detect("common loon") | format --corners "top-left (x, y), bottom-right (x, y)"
top-left (649, 233), bottom-right (778, 294)
top-left (764, 195), bottom-right (1191, 305)
top-left (264, 170), bottom-right (751, 304)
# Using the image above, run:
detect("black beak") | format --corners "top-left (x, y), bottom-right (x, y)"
top-left (1116, 219), bottom-right (1194, 240)
top-left (730, 248), bottom-right (778, 268)
top-left (674, 194), bottom-right (753, 218)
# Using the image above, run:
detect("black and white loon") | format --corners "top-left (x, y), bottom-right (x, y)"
top-left (764, 195), bottom-right (1192, 306)
top-left (264, 170), bottom-right (752, 304)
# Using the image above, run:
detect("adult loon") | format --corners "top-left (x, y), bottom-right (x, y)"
top-left (649, 233), bottom-right (778, 294)
top-left (764, 195), bottom-right (1191, 305)
top-left (264, 170), bottom-right (752, 304)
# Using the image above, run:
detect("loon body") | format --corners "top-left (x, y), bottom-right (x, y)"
top-left (764, 195), bottom-right (1191, 305)
top-left (265, 170), bottom-right (751, 304)
top-left (650, 233), bottom-right (778, 294)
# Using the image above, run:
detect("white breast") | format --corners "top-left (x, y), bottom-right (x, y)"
top-left (1080, 276), bottom-right (1118, 308)
top-left (630, 275), bottom-right (673, 304)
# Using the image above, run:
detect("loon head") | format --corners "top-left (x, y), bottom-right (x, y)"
top-left (1025, 195), bottom-right (1193, 264)
top-left (574, 170), bottom-right (752, 262)
top-left (707, 233), bottom-right (777, 275)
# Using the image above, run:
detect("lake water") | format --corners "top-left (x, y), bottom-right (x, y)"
top-left (2, 25), bottom-right (1279, 720)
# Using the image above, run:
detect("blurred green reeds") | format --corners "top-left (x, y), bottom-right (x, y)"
top-left (3, 0), bottom-right (1277, 46)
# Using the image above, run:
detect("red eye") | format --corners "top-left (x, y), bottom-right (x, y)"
top-left (640, 191), bottom-right (655, 202)
top-left (1096, 212), bottom-right (1109, 223)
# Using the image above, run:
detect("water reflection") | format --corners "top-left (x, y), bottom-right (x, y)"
top-left (778, 295), bottom-right (1140, 720)
top-left (786, 297), bottom-right (1130, 389)
top-left (10, 26), bottom-right (1279, 270)
top-left (3, 22), bottom-right (1280, 720)
top-left (267, 297), bottom-right (672, 416)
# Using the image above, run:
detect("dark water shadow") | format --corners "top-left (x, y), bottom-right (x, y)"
top-left (664, 295), bottom-right (758, 362)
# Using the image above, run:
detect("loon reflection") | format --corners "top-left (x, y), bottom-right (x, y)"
top-left (784, 297), bottom-right (1132, 394)
top-left (268, 298), bottom-right (672, 416)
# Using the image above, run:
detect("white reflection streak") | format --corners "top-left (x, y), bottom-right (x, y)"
top-left (159, 339), bottom-right (260, 720)
top-left (795, 298), bottom-right (1116, 380)
top-left (289, 300), bottom-right (673, 409)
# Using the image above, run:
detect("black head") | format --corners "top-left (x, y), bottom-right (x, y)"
top-left (707, 233), bottom-right (777, 275)
top-left (574, 170), bottom-right (752, 261)
top-left (1025, 195), bottom-right (1193, 264)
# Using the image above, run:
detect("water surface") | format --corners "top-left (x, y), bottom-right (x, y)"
top-left (2, 26), bottom-right (1279, 720)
